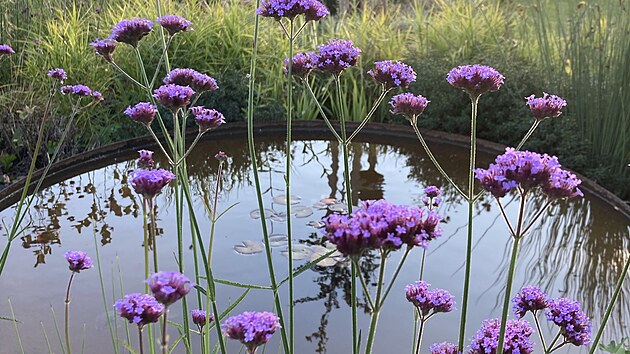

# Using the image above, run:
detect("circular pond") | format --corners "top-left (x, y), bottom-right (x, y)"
top-left (0, 123), bottom-right (628, 353)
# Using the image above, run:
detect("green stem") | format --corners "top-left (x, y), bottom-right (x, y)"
top-left (496, 192), bottom-right (527, 354)
top-left (521, 199), bottom-right (552, 236)
top-left (532, 312), bottom-right (547, 352)
top-left (515, 120), bottom-right (541, 151)
top-left (160, 309), bottom-right (168, 354)
top-left (363, 251), bottom-right (387, 354)
top-left (588, 249), bottom-right (630, 353)
top-left (457, 95), bottom-right (480, 352)
top-left (354, 259), bottom-right (375, 311)
top-left (149, 36), bottom-right (174, 90)
top-left (138, 327), bottom-right (145, 354)
top-left (110, 61), bottom-right (146, 89)
top-left (142, 198), bottom-right (150, 287)
top-left (379, 248), bottom-right (411, 307)
top-left (547, 330), bottom-right (562, 352)
top-left (414, 316), bottom-right (425, 354)
top-left (147, 127), bottom-right (175, 165)
top-left (285, 20), bottom-right (295, 353)
top-left (496, 198), bottom-right (516, 237)
top-left (246, 5), bottom-right (290, 353)
top-left (346, 88), bottom-right (389, 142)
top-left (64, 272), bottom-right (76, 354)
top-left (419, 249), bottom-right (426, 280)
top-left (302, 79), bottom-right (341, 142)
top-left (148, 198), bottom-right (159, 274)
top-left (176, 132), bottom-right (204, 167)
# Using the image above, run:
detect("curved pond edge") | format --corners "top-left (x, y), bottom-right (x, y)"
top-left (1, 120), bottom-right (629, 219)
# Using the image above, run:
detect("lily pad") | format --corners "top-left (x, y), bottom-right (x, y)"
top-left (312, 202), bottom-right (328, 210)
top-left (306, 220), bottom-right (326, 229)
top-left (280, 244), bottom-right (311, 260)
top-left (273, 194), bottom-right (301, 205)
top-left (320, 198), bottom-right (337, 205)
top-left (270, 212), bottom-right (287, 222)
top-left (328, 203), bottom-right (348, 213)
top-left (309, 245), bottom-right (339, 267)
top-left (234, 240), bottom-right (263, 255)
top-left (249, 208), bottom-right (277, 219)
top-left (268, 234), bottom-right (289, 248)
top-left (292, 206), bottom-right (313, 218)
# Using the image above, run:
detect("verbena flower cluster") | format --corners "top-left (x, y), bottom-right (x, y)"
top-left (47, 68), bottom-right (67, 83)
top-left (137, 149), bottom-right (155, 169)
top-left (129, 168), bottom-right (176, 199)
top-left (545, 297), bottom-right (592, 346)
top-left (284, 52), bottom-right (317, 78)
top-left (115, 293), bottom-right (164, 328)
top-left (191, 309), bottom-right (213, 331)
top-left (90, 38), bottom-right (117, 62)
top-left (110, 18), bottom-right (153, 47)
top-left (468, 319), bottom-right (534, 354)
top-left (526, 93), bottom-right (567, 120)
top-left (147, 271), bottom-right (193, 306)
top-left (315, 39), bottom-right (361, 74)
top-left (223, 311), bottom-right (281, 352)
top-left (0, 44), bottom-right (15, 55)
top-left (64, 250), bottom-right (93, 273)
top-left (430, 342), bottom-right (460, 354)
top-left (257, 0), bottom-right (329, 21)
top-left (512, 286), bottom-right (548, 318)
top-left (447, 64), bottom-right (505, 97)
top-left (405, 281), bottom-right (454, 317)
top-left (60, 84), bottom-right (103, 101)
top-left (368, 60), bottom-right (417, 89)
top-left (163, 68), bottom-right (218, 92)
top-left (474, 148), bottom-right (583, 199)
top-left (423, 185), bottom-right (442, 208)
top-left (157, 14), bottom-right (193, 36)
top-left (389, 93), bottom-right (430, 122)
top-left (321, 199), bottom-right (442, 256)
top-left (190, 106), bottom-right (226, 132)
top-left (125, 102), bottom-right (157, 126)
top-left (152, 84), bottom-right (195, 110)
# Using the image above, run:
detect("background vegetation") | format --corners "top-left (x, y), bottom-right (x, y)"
top-left (0, 0), bottom-right (628, 200)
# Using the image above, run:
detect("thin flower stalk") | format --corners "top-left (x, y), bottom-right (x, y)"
top-left (532, 313), bottom-right (548, 352)
top-left (379, 247), bottom-right (411, 306)
top-left (363, 250), bottom-right (387, 354)
top-left (149, 35), bottom-right (174, 89)
top-left (285, 20), bottom-right (296, 352)
top-left (246, 4), bottom-right (290, 353)
top-left (515, 120), bottom-right (541, 151)
top-left (302, 79), bottom-right (341, 142)
top-left (345, 88), bottom-right (389, 143)
top-left (138, 327), bottom-right (145, 354)
top-left (64, 272), bottom-right (76, 354)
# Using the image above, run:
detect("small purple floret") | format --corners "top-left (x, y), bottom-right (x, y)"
top-left (125, 102), bottom-right (157, 126)
top-left (526, 93), bottom-right (567, 120)
top-left (115, 293), bottom-right (164, 328)
top-left (191, 309), bottom-right (213, 331)
top-left (405, 281), bottom-right (454, 317)
top-left (447, 64), bottom-right (505, 97)
top-left (389, 93), bottom-right (430, 122)
top-left (47, 68), bottom-right (67, 83)
top-left (0, 44), bottom-right (15, 55)
top-left (153, 84), bottom-right (195, 110)
top-left (512, 286), bottom-right (548, 318)
top-left (90, 38), bottom-right (117, 62)
top-left (60, 84), bottom-right (95, 98)
top-left (163, 68), bottom-right (218, 92)
top-left (64, 250), bottom-right (93, 272)
top-left (215, 151), bottom-right (228, 161)
top-left (223, 311), bottom-right (281, 352)
top-left (129, 168), bottom-right (175, 199)
top-left (91, 91), bottom-right (104, 101)
top-left (147, 271), bottom-right (193, 306)
top-left (257, 0), bottom-right (329, 21)
top-left (315, 39), bottom-right (361, 74)
top-left (368, 60), bottom-right (416, 89)
top-left (284, 52), bottom-right (317, 78)
top-left (157, 15), bottom-right (192, 36)
top-left (190, 106), bottom-right (226, 132)
top-left (430, 342), bottom-right (460, 354)
top-left (545, 298), bottom-right (592, 346)
top-left (424, 186), bottom-right (442, 198)
top-left (468, 319), bottom-right (534, 354)
top-left (110, 18), bottom-right (153, 47)
top-left (137, 149), bottom-right (155, 169)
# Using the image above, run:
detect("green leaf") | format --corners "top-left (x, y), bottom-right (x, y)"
top-left (278, 249), bottom-right (336, 287)
top-left (214, 279), bottom-right (273, 290)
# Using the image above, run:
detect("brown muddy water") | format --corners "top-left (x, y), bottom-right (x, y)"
top-left (0, 129), bottom-right (628, 354)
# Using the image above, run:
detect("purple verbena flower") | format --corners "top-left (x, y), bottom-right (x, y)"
top-left (191, 309), bottom-right (213, 331)
top-left (147, 271), bottom-right (193, 306)
top-left (129, 168), bottom-right (175, 199)
top-left (110, 18), bottom-right (153, 47)
top-left (389, 93), bottom-right (430, 123)
top-left (91, 91), bottom-right (104, 101)
top-left (137, 149), bottom-right (155, 169)
top-left (125, 102), bottom-right (157, 126)
top-left (157, 15), bottom-right (192, 36)
top-left (322, 199), bottom-right (443, 256)
top-left (545, 298), bottom-right (592, 346)
top-left (153, 84), bottom-right (195, 110)
top-left (163, 68), bottom-right (218, 92)
top-left (405, 281), bottom-right (455, 318)
top-left (190, 106), bottom-right (226, 133)
top-left (60, 84), bottom-right (93, 97)
top-left (512, 286), bottom-right (548, 318)
top-left (423, 185), bottom-right (442, 208)
top-left (215, 151), bottom-right (228, 161)
top-left (257, 0), bottom-right (329, 21)
top-left (430, 342), bottom-right (461, 354)
top-left (223, 311), bottom-right (281, 353)
top-left (424, 186), bottom-right (442, 198)
top-left (115, 293), bottom-right (164, 328)
top-left (47, 68), bottom-right (67, 83)
top-left (368, 60), bottom-right (416, 90)
top-left (447, 64), bottom-right (505, 97)
top-left (526, 93), bottom-right (567, 121)
top-left (541, 169), bottom-right (583, 199)
top-left (64, 250), bottom-right (93, 272)
top-left (0, 44), bottom-right (15, 55)
top-left (90, 38), bottom-right (117, 62)
top-left (468, 319), bottom-right (534, 354)
top-left (284, 52), bottom-right (317, 78)
top-left (315, 39), bottom-right (361, 75)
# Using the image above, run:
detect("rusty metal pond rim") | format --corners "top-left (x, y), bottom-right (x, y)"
top-left (1, 120), bottom-right (629, 218)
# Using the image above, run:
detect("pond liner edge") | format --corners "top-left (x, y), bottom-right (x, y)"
top-left (1, 120), bottom-right (628, 220)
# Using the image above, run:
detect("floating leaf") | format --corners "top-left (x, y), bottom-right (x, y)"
top-left (328, 203), bottom-right (348, 213)
top-left (249, 208), bottom-right (276, 219)
top-left (273, 195), bottom-right (301, 205)
top-left (268, 234), bottom-right (289, 248)
top-left (320, 198), bottom-right (337, 205)
top-left (270, 212), bottom-right (287, 222)
top-left (234, 240), bottom-right (263, 255)
top-left (280, 244), bottom-right (311, 260)
top-left (309, 245), bottom-right (338, 267)
top-left (306, 220), bottom-right (325, 229)
top-left (312, 202), bottom-right (328, 210)
top-left (292, 206), bottom-right (313, 218)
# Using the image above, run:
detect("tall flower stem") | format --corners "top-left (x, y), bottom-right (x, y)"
top-left (246, 5), bottom-right (290, 353)
top-left (414, 316), bottom-right (425, 354)
top-left (284, 20), bottom-right (296, 352)
top-left (335, 74), bottom-right (358, 354)
top-left (64, 272), bottom-right (76, 354)
top-left (496, 192), bottom-right (527, 354)
top-left (160, 309), bottom-right (168, 354)
top-left (142, 198), bottom-right (150, 285)
top-left (138, 327), bottom-right (145, 354)
top-left (303, 79), bottom-right (341, 143)
top-left (515, 120), bottom-right (541, 151)
top-left (589, 249), bottom-right (630, 353)
top-left (380, 248), bottom-right (411, 305)
top-left (346, 88), bottom-right (389, 143)
top-left (363, 251), bottom-right (387, 354)
top-left (419, 249), bottom-right (427, 280)
top-left (532, 313), bottom-right (548, 352)
top-left (458, 94), bottom-right (480, 351)
top-left (147, 198), bottom-right (159, 273)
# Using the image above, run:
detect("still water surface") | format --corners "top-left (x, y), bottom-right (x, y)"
top-left (0, 135), bottom-right (628, 353)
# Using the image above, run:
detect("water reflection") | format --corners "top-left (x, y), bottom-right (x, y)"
top-left (0, 137), bottom-right (628, 353)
